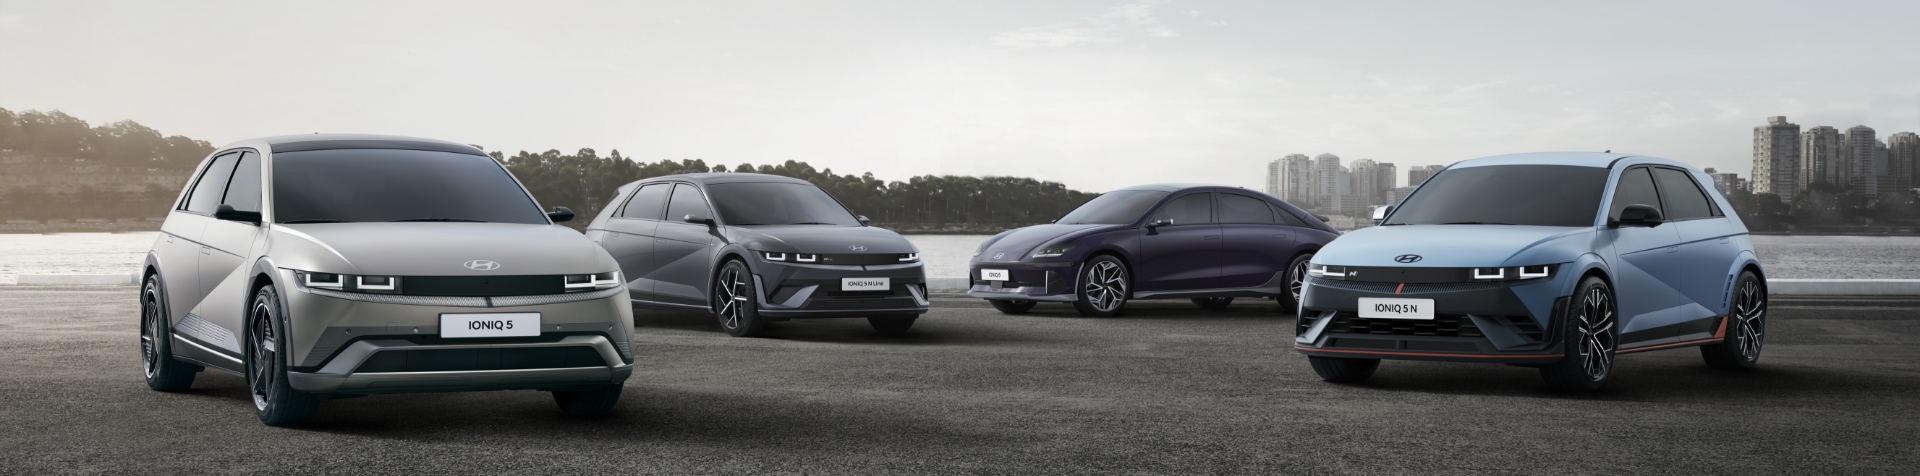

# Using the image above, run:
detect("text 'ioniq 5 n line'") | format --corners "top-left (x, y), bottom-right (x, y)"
top-left (586, 173), bottom-right (929, 337)
top-left (140, 134), bottom-right (634, 426)
top-left (970, 184), bottom-right (1338, 317)
top-left (1294, 152), bottom-right (1767, 391)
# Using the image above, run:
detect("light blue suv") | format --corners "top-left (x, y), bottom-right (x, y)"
top-left (1293, 152), bottom-right (1767, 391)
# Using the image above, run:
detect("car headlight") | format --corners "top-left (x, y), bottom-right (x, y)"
top-left (758, 251), bottom-right (822, 263)
top-left (1029, 243), bottom-right (1077, 259)
top-left (1308, 264), bottom-right (1347, 280)
top-left (564, 271), bottom-right (621, 292)
top-left (294, 270), bottom-right (401, 294)
top-left (1471, 265), bottom-right (1556, 281)
top-left (899, 253), bottom-right (920, 262)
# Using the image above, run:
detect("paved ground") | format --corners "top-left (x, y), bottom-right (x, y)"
top-left (1, 287), bottom-right (1916, 474)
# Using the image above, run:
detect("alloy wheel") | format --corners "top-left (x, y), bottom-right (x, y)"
top-left (1083, 261), bottom-right (1128, 312)
top-left (249, 301), bottom-right (276, 412)
top-left (716, 267), bottom-right (748, 329)
top-left (141, 283), bottom-right (161, 378)
top-left (1288, 260), bottom-right (1310, 304)
top-left (1574, 285), bottom-right (1616, 381)
top-left (1731, 279), bottom-right (1766, 361)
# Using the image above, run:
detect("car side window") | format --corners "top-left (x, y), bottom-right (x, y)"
top-left (619, 183), bottom-right (670, 220)
top-left (1652, 168), bottom-right (1715, 220)
top-left (222, 151), bottom-right (263, 213)
top-left (183, 152), bottom-right (241, 214)
top-left (1216, 193), bottom-right (1274, 224)
top-left (663, 183), bottom-right (712, 223)
top-left (1609, 167), bottom-right (1663, 221)
top-left (1271, 204), bottom-right (1308, 227)
top-left (1147, 193), bottom-right (1213, 225)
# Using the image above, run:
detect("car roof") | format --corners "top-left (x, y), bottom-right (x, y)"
top-left (249, 133), bottom-right (489, 156)
top-left (639, 173), bottom-right (815, 186)
top-left (1448, 152), bottom-right (1704, 173)
top-left (1113, 183), bottom-right (1239, 192)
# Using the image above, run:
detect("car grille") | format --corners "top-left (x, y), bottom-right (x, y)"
top-left (353, 346), bottom-right (607, 373)
top-left (1321, 312), bottom-right (1485, 337)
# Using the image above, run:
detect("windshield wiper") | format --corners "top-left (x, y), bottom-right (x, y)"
top-left (280, 219), bottom-right (348, 224)
top-left (787, 222), bottom-right (840, 225)
top-left (390, 218), bottom-right (488, 223)
top-left (1441, 221), bottom-right (1514, 225)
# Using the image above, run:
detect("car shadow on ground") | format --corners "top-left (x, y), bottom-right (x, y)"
top-left (630, 307), bottom-right (1052, 346)
top-left (1309, 355), bottom-right (1912, 402)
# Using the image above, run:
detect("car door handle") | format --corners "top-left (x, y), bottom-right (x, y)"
top-left (1204, 235), bottom-right (1220, 240)
top-left (1272, 234), bottom-right (1288, 239)
top-left (1665, 246), bottom-right (1679, 253)
top-left (1719, 238), bottom-right (1730, 244)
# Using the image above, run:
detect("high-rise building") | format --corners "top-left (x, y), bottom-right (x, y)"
top-left (1313, 153), bottom-right (1341, 209)
top-left (1385, 186), bottom-right (1415, 205)
top-left (1706, 169), bottom-right (1744, 196)
top-left (1269, 154), bottom-right (1314, 204)
top-left (1845, 125), bottom-right (1877, 195)
top-left (1801, 126), bottom-right (1846, 192)
top-left (1890, 132), bottom-right (1919, 194)
top-left (1752, 116), bottom-right (1800, 201)
top-left (1408, 167), bottom-right (1432, 186)
top-left (1349, 159), bottom-right (1380, 207)
top-left (1375, 163), bottom-right (1397, 204)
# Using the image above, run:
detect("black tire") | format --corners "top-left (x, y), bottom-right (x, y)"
top-left (1702, 271), bottom-right (1767, 370)
top-left (988, 299), bottom-right (1037, 314)
top-left (1072, 255), bottom-right (1130, 317)
top-left (247, 285), bottom-right (319, 427)
top-left (1191, 297), bottom-right (1233, 309)
top-left (141, 275), bottom-right (200, 392)
top-left (713, 260), bottom-right (766, 337)
top-left (553, 384), bottom-right (624, 416)
top-left (869, 317), bottom-right (917, 336)
top-left (1308, 357), bottom-right (1379, 382)
top-left (1540, 276), bottom-right (1618, 392)
top-left (1279, 253), bottom-right (1314, 312)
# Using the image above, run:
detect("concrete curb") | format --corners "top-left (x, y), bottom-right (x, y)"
top-left (15, 274), bottom-right (138, 286)
top-left (7, 275), bottom-right (1918, 296)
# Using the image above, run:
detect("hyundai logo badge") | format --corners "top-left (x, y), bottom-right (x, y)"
top-left (464, 260), bottom-right (501, 270)
top-left (993, 253), bottom-right (1005, 260)
top-left (849, 245), bottom-right (867, 252)
top-left (1394, 254), bottom-right (1423, 263)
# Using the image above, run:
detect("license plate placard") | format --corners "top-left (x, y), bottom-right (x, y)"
top-left (842, 277), bottom-right (890, 291)
top-left (980, 269), bottom-right (1009, 281)
top-left (1358, 298), bottom-right (1435, 320)
top-left (440, 313), bottom-right (541, 338)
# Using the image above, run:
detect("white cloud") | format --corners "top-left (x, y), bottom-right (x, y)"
top-left (990, 1), bottom-right (1175, 49)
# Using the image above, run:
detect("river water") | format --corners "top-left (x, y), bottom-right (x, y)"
top-left (1, 232), bottom-right (1913, 284)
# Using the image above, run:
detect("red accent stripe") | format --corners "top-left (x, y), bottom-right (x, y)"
top-left (1396, 283), bottom-right (1404, 295)
top-left (1712, 315), bottom-right (1728, 339)
top-left (1617, 337), bottom-right (1725, 354)
top-left (1296, 346), bottom-right (1560, 359)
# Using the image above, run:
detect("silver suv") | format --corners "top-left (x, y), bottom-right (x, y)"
top-left (139, 134), bottom-right (634, 426)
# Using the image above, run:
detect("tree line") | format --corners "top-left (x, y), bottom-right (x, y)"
top-left (1723, 182), bottom-right (1919, 232)
top-left (0, 108), bottom-right (214, 168)
top-left (490, 148), bottom-right (1099, 231)
top-left (0, 107), bottom-right (1098, 228)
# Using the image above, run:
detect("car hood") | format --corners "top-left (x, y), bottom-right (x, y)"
top-left (269, 222), bottom-right (613, 276)
top-left (1315, 225), bottom-right (1595, 267)
top-left (727, 225), bottom-right (917, 254)
top-left (977, 224), bottom-right (1113, 260)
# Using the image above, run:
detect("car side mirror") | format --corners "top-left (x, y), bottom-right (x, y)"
top-left (1611, 204), bottom-right (1664, 228)
top-left (547, 206), bottom-right (575, 223)
top-left (683, 214), bottom-right (717, 226)
top-left (214, 204), bottom-right (262, 225)
top-left (1147, 218), bottom-right (1174, 228)
top-left (1371, 205), bottom-right (1393, 224)
top-left (1048, 218), bottom-right (1058, 224)
top-left (856, 215), bottom-right (871, 226)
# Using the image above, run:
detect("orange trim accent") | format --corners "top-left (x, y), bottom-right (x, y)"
top-left (1296, 346), bottom-right (1560, 359)
top-left (1617, 337), bottom-right (1725, 354)
top-left (1395, 283), bottom-right (1404, 295)
top-left (1712, 315), bottom-right (1728, 339)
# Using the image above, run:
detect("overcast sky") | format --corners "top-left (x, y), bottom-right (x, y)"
top-left (3, 0), bottom-right (1917, 192)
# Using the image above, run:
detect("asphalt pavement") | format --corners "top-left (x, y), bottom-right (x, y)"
top-left (1, 287), bottom-right (1916, 474)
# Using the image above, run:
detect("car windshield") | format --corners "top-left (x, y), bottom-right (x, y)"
top-left (1384, 164), bottom-right (1609, 227)
top-left (1055, 190), bottom-right (1170, 225)
top-left (272, 149), bottom-right (548, 225)
top-left (706, 182), bottom-right (861, 226)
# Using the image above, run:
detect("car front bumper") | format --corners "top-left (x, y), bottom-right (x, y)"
top-left (280, 269), bottom-right (635, 395)
top-left (964, 261), bottom-right (1077, 302)
top-left (1293, 277), bottom-right (1568, 363)
top-left (750, 260), bottom-right (930, 319)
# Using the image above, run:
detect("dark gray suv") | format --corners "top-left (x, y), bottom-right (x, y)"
top-left (587, 174), bottom-right (929, 337)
